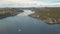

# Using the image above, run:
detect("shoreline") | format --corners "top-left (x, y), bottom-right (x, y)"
top-left (29, 13), bottom-right (58, 24)
top-left (29, 7), bottom-right (60, 24)
top-left (0, 8), bottom-right (24, 19)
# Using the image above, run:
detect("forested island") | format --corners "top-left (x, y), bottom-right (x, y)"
top-left (29, 7), bottom-right (60, 24)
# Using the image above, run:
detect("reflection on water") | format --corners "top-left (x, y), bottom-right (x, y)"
top-left (0, 10), bottom-right (60, 34)
top-left (18, 29), bottom-right (22, 32)
top-left (17, 10), bottom-right (35, 16)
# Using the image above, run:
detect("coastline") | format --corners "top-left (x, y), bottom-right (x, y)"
top-left (0, 8), bottom-right (24, 19)
top-left (29, 7), bottom-right (60, 24)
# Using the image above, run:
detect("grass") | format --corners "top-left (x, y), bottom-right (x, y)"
top-left (30, 7), bottom-right (60, 23)
top-left (0, 8), bottom-right (23, 19)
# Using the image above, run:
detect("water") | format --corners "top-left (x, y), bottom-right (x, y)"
top-left (0, 10), bottom-right (60, 34)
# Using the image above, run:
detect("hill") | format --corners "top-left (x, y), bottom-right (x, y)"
top-left (0, 8), bottom-right (23, 19)
top-left (29, 7), bottom-right (60, 24)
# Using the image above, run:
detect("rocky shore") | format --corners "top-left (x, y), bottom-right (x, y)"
top-left (29, 7), bottom-right (60, 24)
top-left (0, 8), bottom-right (24, 19)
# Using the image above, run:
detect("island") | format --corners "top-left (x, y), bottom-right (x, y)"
top-left (29, 7), bottom-right (60, 24)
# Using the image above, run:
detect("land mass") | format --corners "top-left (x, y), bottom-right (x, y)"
top-left (0, 8), bottom-right (24, 19)
top-left (29, 7), bottom-right (60, 24)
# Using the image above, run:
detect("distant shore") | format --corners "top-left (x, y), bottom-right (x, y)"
top-left (0, 8), bottom-right (24, 19)
top-left (29, 7), bottom-right (60, 24)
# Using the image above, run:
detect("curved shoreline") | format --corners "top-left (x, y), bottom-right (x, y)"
top-left (29, 7), bottom-right (60, 24)
top-left (0, 8), bottom-right (24, 19)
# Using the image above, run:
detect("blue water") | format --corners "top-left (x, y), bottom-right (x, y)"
top-left (0, 11), bottom-right (60, 34)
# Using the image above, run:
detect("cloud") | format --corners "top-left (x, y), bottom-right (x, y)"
top-left (0, 0), bottom-right (46, 7)
top-left (0, 0), bottom-right (60, 7)
top-left (44, 2), bottom-right (60, 7)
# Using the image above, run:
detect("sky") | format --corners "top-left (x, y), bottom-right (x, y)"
top-left (35, 0), bottom-right (60, 2)
top-left (0, 0), bottom-right (60, 7)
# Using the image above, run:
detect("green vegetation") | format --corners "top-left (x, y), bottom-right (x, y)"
top-left (0, 8), bottom-right (23, 19)
top-left (30, 7), bottom-right (60, 24)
